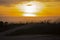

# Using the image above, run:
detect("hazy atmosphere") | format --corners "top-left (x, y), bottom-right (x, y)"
top-left (0, 0), bottom-right (60, 23)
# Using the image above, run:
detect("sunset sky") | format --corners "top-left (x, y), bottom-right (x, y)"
top-left (0, 0), bottom-right (60, 23)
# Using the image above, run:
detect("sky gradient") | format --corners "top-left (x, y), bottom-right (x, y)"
top-left (0, 0), bottom-right (60, 23)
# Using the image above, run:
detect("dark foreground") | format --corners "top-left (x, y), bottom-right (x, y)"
top-left (0, 35), bottom-right (60, 40)
top-left (0, 21), bottom-right (60, 40)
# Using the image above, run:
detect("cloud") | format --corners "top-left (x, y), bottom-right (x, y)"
top-left (0, 0), bottom-right (59, 6)
top-left (0, 0), bottom-right (27, 6)
top-left (0, 0), bottom-right (60, 6)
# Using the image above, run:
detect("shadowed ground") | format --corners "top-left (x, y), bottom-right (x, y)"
top-left (0, 22), bottom-right (60, 40)
top-left (0, 35), bottom-right (60, 40)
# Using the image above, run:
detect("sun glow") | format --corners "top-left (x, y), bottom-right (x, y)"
top-left (16, 1), bottom-right (45, 16)
top-left (23, 13), bottom-right (36, 16)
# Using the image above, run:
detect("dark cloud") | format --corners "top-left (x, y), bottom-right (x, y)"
top-left (0, 0), bottom-right (27, 6)
top-left (0, 0), bottom-right (56, 6)
top-left (0, 0), bottom-right (50, 6)
top-left (0, 0), bottom-right (60, 6)
top-left (0, 0), bottom-right (59, 6)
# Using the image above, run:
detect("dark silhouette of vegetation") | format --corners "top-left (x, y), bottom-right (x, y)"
top-left (0, 21), bottom-right (4, 32)
top-left (0, 21), bottom-right (60, 36)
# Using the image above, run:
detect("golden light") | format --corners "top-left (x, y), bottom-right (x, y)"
top-left (23, 13), bottom-right (36, 16)
top-left (16, 1), bottom-right (45, 17)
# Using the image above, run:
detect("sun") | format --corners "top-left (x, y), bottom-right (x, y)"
top-left (16, 1), bottom-right (45, 17)
top-left (23, 13), bottom-right (36, 16)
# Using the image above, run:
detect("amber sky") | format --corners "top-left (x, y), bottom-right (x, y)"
top-left (0, 0), bottom-right (60, 23)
